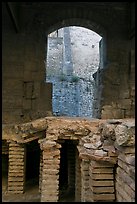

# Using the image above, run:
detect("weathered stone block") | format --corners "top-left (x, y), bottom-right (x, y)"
top-left (91, 167), bottom-right (113, 174)
top-left (92, 180), bottom-right (114, 186)
top-left (115, 123), bottom-right (135, 146)
top-left (90, 160), bottom-right (114, 168)
top-left (90, 173), bottom-right (113, 180)
top-left (90, 186), bottom-right (114, 193)
top-left (93, 193), bottom-right (115, 201)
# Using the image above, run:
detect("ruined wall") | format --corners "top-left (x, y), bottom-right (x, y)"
top-left (2, 3), bottom-right (52, 124)
top-left (2, 2), bottom-right (134, 124)
top-left (2, 116), bottom-right (135, 202)
top-left (39, 117), bottom-right (134, 202)
top-left (93, 4), bottom-right (135, 119)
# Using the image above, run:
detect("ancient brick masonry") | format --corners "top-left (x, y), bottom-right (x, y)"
top-left (116, 150), bottom-right (135, 202)
top-left (77, 118), bottom-right (135, 202)
top-left (80, 159), bottom-right (90, 202)
top-left (2, 117), bottom-right (135, 202)
top-left (89, 161), bottom-right (115, 202)
top-left (8, 141), bottom-right (26, 194)
top-left (39, 139), bottom-right (61, 202)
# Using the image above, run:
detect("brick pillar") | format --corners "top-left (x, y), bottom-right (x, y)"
top-left (8, 141), bottom-right (26, 194)
top-left (80, 159), bottom-right (90, 202)
top-left (40, 140), bottom-right (61, 202)
top-left (89, 160), bottom-right (115, 202)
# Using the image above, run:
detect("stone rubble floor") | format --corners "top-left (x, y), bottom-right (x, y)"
top-left (2, 178), bottom-right (75, 202)
top-left (2, 178), bottom-right (41, 202)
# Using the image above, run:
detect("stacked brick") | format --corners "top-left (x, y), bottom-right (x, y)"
top-left (40, 140), bottom-right (61, 202)
top-left (116, 147), bottom-right (135, 202)
top-left (8, 142), bottom-right (25, 194)
top-left (80, 160), bottom-right (90, 202)
top-left (89, 160), bottom-right (115, 202)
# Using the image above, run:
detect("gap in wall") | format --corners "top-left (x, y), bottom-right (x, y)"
top-left (2, 154), bottom-right (9, 192)
top-left (25, 140), bottom-right (40, 190)
top-left (58, 139), bottom-right (78, 202)
top-left (46, 26), bottom-right (102, 118)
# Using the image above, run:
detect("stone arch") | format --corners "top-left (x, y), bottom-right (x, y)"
top-left (32, 8), bottom-right (107, 68)
top-left (45, 18), bottom-right (106, 38)
top-left (42, 18), bottom-right (106, 118)
top-left (32, 5), bottom-right (107, 36)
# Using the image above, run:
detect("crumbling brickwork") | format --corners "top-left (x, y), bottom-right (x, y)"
top-left (2, 117), bottom-right (135, 202)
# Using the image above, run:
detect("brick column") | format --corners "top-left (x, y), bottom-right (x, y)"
top-left (8, 141), bottom-right (26, 194)
top-left (40, 140), bottom-right (61, 202)
top-left (89, 160), bottom-right (115, 202)
top-left (80, 159), bottom-right (90, 202)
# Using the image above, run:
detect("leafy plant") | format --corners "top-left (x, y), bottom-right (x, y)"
top-left (70, 75), bottom-right (79, 82)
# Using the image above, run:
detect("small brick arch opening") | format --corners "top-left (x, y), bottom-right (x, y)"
top-left (25, 139), bottom-right (40, 189)
top-left (58, 139), bottom-right (78, 202)
top-left (2, 140), bottom-right (9, 192)
top-left (2, 154), bottom-right (9, 191)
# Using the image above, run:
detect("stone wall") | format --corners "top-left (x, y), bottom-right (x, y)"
top-left (2, 3), bottom-right (135, 123)
top-left (51, 79), bottom-right (95, 117)
top-left (93, 26), bottom-right (135, 119)
top-left (2, 3), bottom-right (52, 124)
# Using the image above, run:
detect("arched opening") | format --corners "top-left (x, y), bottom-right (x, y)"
top-left (2, 140), bottom-right (9, 193)
top-left (58, 139), bottom-right (78, 202)
top-left (25, 139), bottom-right (40, 200)
top-left (45, 26), bottom-right (103, 118)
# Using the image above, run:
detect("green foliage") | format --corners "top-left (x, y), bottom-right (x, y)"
top-left (70, 75), bottom-right (79, 83)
